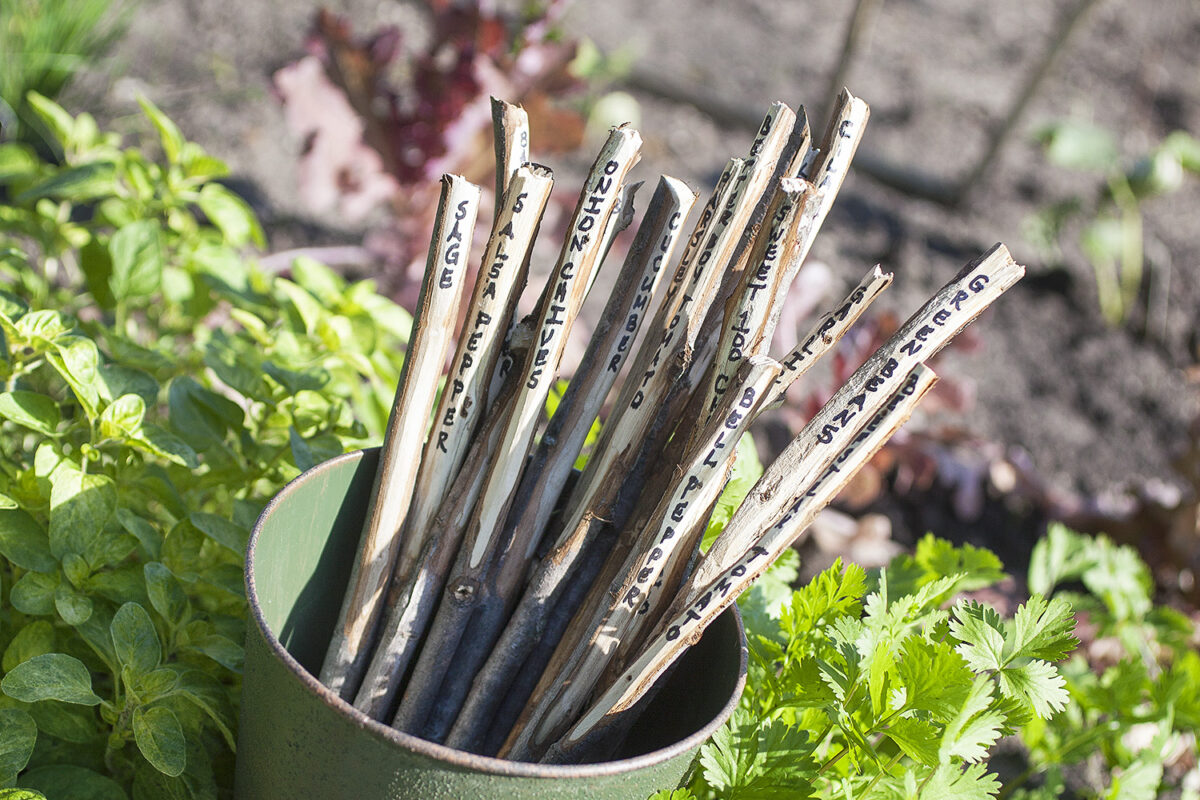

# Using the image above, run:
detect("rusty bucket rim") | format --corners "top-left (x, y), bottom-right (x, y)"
top-left (244, 446), bottom-right (748, 780)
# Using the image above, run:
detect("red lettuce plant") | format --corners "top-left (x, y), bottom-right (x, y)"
top-left (274, 0), bottom-right (586, 305)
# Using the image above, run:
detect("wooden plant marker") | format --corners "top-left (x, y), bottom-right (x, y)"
top-left (320, 175), bottom-right (481, 700)
top-left (391, 127), bottom-right (643, 736)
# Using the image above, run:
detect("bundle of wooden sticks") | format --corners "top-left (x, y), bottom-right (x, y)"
top-left (316, 92), bottom-right (1025, 764)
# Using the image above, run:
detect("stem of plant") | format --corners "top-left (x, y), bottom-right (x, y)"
top-left (860, 751), bottom-right (903, 796)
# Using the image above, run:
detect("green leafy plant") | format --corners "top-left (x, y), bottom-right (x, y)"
top-left (0, 0), bottom-right (131, 157)
top-left (0, 96), bottom-right (407, 797)
top-left (666, 523), bottom-right (1200, 800)
top-left (1025, 120), bottom-right (1200, 326)
top-left (679, 535), bottom-right (1077, 799)
top-left (1014, 524), bottom-right (1200, 799)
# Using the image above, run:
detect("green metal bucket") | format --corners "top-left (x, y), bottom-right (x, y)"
top-left (235, 448), bottom-right (747, 799)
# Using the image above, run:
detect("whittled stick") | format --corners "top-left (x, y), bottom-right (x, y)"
top-left (320, 175), bottom-right (481, 700)
top-left (353, 369), bottom-right (520, 718)
top-left (702, 91), bottom-right (869, 422)
top-left (492, 98), bottom-right (531, 208)
top-left (442, 176), bottom-right (698, 752)
top-left (392, 127), bottom-right (643, 736)
top-left (503, 355), bottom-right (782, 762)
top-left (546, 366), bottom-right (938, 764)
top-left (699, 243), bottom-right (1024, 585)
top-left (396, 165), bottom-right (556, 590)
top-left (701, 178), bottom-right (812, 418)
top-left (763, 265), bottom-right (892, 408)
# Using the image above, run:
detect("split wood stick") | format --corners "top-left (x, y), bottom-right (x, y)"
top-left (503, 355), bottom-right (782, 762)
top-left (701, 91), bottom-right (869, 423)
top-left (545, 365), bottom-right (938, 764)
top-left (441, 176), bottom-right (697, 751)
top-left (392, 127), bottom-right (643, 736)
top-left (763, 265), bottom-right (893, 409)
top-left (802, 89), bottom-right (869, 235)
top-left (353, 370), bottom-right (521, 718)
top-left (491, 97), bottom-right (531, 209)
top-left (697, 243), bottom-right (1024, 586)
top-left (560, 103), bottom-right (794, 554)
top-left (396, 165), bottom-right (555, 590)
top-left (319, 175), bottom-right (481, 701)
top-left (701, 177), bottom-right (812, 419)
top-left (420, 177), bottom-right (696, 744)
top-left (587, 181), bottom-right (642, 298)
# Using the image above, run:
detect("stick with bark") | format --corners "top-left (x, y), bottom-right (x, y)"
top-left (441, 176), bottom-right (698, 751)
top-left (698, 243), bottom-right (1024, 586)
top-left (352, 368), bottom-right (520, 719)
top-left (544, 365), bottom-right (938, 764)
top-left (515, 110), bottom-right (799, 718)
top-left (392, 127), bottom-right (643, 737)
top-left (320, 175), bottom-right (481, 700)
top-left (502, 355), bottom-right (782, 761)
top-left (391, 165), bottom-right (555, 599)
top-left (492, 98), bottom-right (530, 209)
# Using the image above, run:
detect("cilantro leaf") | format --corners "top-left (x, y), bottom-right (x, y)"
top-left (997, 659), bottom-right (1069, 719)
top-left (698, 711), bottom-right (817, 799)
top-left (886, 716), bottom-right (940, 765)
top-left (1009, 595), bottom-right (1079, 663)
top-left (923, 763), bottom-right (1002, 800)
top-left (896, 638), bottom-right (974, 721)
top-left (938, 679), bottom-right (1003, 764)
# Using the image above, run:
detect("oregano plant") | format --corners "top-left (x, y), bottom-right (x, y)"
top-left (0, 96), bottom-right (408, 797)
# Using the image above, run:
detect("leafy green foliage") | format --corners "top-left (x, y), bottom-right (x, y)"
top-left (0, 97), bottom-right (408, 795)
top-left (1015, 524), bottom-right (1200, 799)
top-left (0, 0), bottom-right (131, 156)
top-left (674, 525), bottom-right (1200, 800)
top-left (684, 540), bottom-right (1078, 800)
top-left (1026, 121), bottom-right (1200, 325)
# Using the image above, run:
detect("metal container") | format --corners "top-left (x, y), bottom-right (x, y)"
top-left (236, 448), bottom-right (747, 800)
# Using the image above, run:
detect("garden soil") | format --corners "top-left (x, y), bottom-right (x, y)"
top-left (90, 0), bottom-right (1200, 567)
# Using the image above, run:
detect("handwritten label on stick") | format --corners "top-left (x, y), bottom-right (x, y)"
top-left (699, 243), bottom-right (1023, 589)
top-left (554, 366), bottom-right (937, 760)
top-left (319, 174), bottom-right (481, 700)
top-left (399, 164), bottom-right (554, 584)
top-left (508, 356), bottom-right (780, 761)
